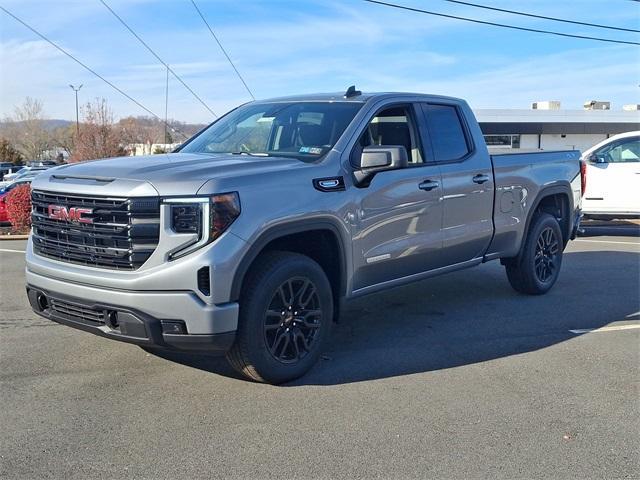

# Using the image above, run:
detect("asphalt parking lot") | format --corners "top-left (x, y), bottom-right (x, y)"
top-left (1, 226), bottom-right (639, 479)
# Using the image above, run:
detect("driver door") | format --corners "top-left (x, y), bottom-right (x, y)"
top-left (585, 136), bottom-right (640, 214)
top-left (350, 103), bottom-right (444, 293)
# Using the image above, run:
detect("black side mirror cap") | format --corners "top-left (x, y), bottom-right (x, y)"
top-left (585, 153), bottom-right (606, 164)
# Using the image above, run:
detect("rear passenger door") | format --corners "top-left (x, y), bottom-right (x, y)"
top-left (419, 103), bottom-right (494, 265)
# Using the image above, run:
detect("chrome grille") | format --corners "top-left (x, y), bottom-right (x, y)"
top-left (31, 190), bottom-right (160, 270)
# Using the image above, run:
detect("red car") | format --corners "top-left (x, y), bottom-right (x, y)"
top-left (0, 192), bottom-right (9, 223)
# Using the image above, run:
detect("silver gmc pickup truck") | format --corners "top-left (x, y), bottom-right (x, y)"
top-left (26, 89), bottom-right (585, 383)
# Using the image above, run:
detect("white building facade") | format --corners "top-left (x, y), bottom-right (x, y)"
top-left (475, 108), bottom-right (640, 154)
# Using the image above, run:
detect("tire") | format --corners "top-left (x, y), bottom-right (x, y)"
top-left (226, 251), bottom-right (333, 384)
top-left (505, 212), bottom-right (564, 295)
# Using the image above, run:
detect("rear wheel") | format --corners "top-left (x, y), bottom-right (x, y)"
top-left (226, 251), bottom-right (333, 384)
top-left (505, 212), bottom-right (563, 295)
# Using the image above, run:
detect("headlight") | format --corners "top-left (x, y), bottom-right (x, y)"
top-left (164, 192), bottom-right (240, 259)
top-left (171, 203), bottom-right (202, 234)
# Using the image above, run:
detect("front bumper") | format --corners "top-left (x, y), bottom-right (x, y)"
top-left (26, 270), bottom-right (238, 353)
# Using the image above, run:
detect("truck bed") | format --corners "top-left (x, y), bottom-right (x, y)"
top-left (486, 149), bottom-right (582, 260)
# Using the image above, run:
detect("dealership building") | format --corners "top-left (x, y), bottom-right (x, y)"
top-left (475, 101), bottom-right (640, 153)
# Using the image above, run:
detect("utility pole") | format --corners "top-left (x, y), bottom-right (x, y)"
top-left (69, 84), bottom-right (83, 134)
top-left (164, 65), bottom-right (169, 145)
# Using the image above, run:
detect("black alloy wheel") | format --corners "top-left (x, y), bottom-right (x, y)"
top-left (504, 212), bottom-right (564, 295)
top-left (534, 226), bottom-right (560, 283)
top-left (264, 277), bottom-right (322, 364)
top-left (226, 251), bottom-right (333, 384)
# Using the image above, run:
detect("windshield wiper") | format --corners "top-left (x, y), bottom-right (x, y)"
top-left (230, 151), bottom-right (269, 157)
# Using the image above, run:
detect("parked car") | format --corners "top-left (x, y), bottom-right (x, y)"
top-left (581, 131), bottom-right (640, 219)
top-left (0, 164), bottom-right (23, 182)
top-left (0, 192), bottom-right (8, 224)
top-left (25, 89), bottom-right (584, 384)
top-left (0, 167), bottom-right (50, 191)
top-left (0, 166), bottom-right (28, 184)
top-left (24, 160), bottom-right (59, 168)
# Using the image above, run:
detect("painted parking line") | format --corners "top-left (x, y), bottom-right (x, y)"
top-left (574, 239), bottom-right (640, 246)
top-left (0, 248), bottom-right (25, 253)
top-left (569, 324), bottom-right (640, 334)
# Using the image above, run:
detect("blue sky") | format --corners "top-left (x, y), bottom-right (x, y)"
top-left (1, 0), bottom-right (639, 123)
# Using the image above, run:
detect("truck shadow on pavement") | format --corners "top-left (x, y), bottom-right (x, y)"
top-left (149, 250), bottom-right (640, 386)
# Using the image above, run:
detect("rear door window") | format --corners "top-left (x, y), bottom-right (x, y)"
top-left (421, 104), bottom-right (470, 162)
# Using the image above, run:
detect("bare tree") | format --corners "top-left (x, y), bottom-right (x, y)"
top-left (118, 116), bottom-right (166, 154)
top-left (113, 116), bottom-right (201, 155)
top-left (51, 124), bottom-right (75, 161)
top-left (69, 98), bottom-right (126, 162)
top-left (0, 138), bottom-right (24, 164)
top-left (6, 97), bottom-right (51, 161)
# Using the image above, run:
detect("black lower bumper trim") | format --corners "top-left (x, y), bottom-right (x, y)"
top-left (571, 209), bottom-right (583, 240)
top-left (163, 332), bottom-right (235, 351)
top-left (26, 285), bottom-right (235, 353)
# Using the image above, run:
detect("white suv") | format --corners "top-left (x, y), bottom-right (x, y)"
top-left (582, 131), bottom-right (640, 218)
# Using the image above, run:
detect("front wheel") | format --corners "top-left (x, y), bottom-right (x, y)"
top-left (226, 252), bottom-right (333, 384)
top-left (505, 213), bottom-right (564, 295)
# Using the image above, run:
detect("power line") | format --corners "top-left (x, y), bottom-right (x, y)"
top-left (363, 0), bottom-right (640, 46)
top-left (189, 0), bottom-right (256, 100)
top-left (441, 0), bottom-right (640, 33)
top-left (0, 5), bottom-right (190, 140)
top-left (99, 0), bottom-right (218, 118)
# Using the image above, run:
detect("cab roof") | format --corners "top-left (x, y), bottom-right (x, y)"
top-left (255, 91), bottom-right (464, 104)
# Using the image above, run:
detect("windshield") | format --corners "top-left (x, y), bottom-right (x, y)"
top-left (180, 101), bottom-right (363, 162)
top-left (14, 168), bottom-right (33, 179)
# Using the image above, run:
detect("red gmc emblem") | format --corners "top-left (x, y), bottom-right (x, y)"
top-left (47, 205), bottom-right (94, 224)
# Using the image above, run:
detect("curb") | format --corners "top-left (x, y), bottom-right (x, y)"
top-left (0, 234), bottom-right (29, 240)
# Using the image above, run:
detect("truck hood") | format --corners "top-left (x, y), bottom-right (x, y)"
top-left (35, 153), bottom-right (310, 196)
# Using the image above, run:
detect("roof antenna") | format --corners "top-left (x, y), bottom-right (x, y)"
top-left (344, 85), bottom-right (361, 98)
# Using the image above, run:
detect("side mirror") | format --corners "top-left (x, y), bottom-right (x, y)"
top-left (586, 153), bottom-right (606, 164)
top-left (360, 146), bottom-right (408, 171)
top-left (353, 145), bottom-right (409, 187)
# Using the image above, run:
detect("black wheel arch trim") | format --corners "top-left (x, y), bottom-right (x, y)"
top-left (519, 183), bottom-right (574, 258)
top-left (229, 218), bottom-right (349, 302)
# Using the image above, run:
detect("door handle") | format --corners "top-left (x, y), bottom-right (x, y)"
top-left (418, 180), bottom-right (440, 191)
top-left (472, 174), bottom-right (490, 184)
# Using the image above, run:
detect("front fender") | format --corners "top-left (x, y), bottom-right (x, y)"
top-left (228, 217), bottom-right (351, 301)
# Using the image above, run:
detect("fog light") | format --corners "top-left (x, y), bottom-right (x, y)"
top-left (36, 293), bottom-right (48, 311)
top-left (106, 311), bottom-right (119, 329)
top-left (161, 320), bottom-right (187, 334)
